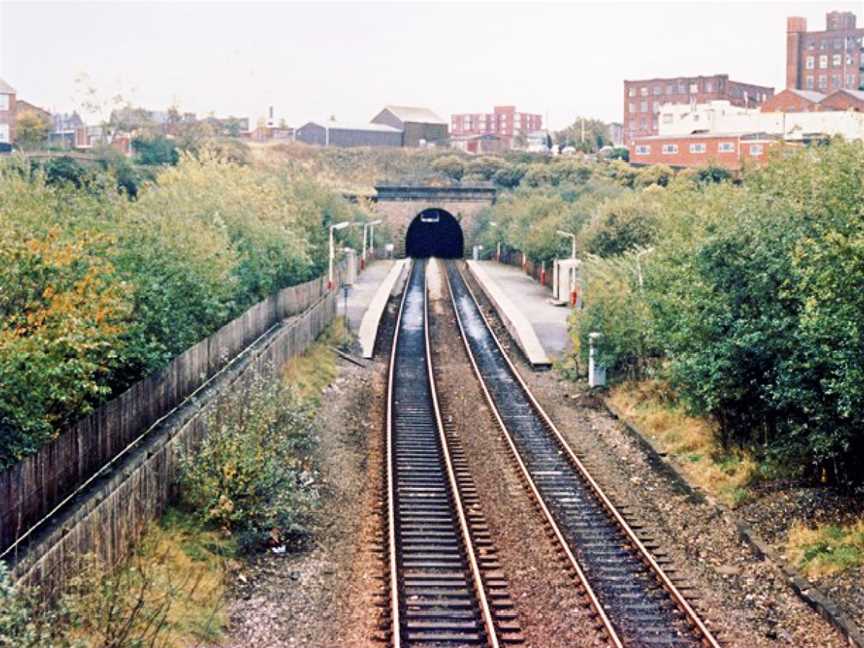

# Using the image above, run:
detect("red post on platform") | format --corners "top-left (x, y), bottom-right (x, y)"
top-left (570, 289), bottom-right (578, 307)
top-left (540, 261), bottom-right (546, 286)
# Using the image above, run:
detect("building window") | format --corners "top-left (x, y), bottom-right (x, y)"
top-left (718, 142), bottom-right (736, 153)
top-left (628, 102), bottom-right (636, 113)
top-left (819, 75), bottom-right (828, 90)
top-left (849, 75), bottom-right (857, 88)
top-left (653, 85), bottom-right (662, 95)
top-left (689, 143), bottom-right (706, 153)
top-left (635, 145), bottom-right (651, 155)
top-left (834, 38), bottom-right (842, 49)
top-left (749, 144), bottom-right (764, 156)
top-left (662, 114), bottom-right (673, 124)
top-left (640, 100), bottom-right (648, 112)
top-left (0, 94), bottom-right (8, 111)
top-left (662, 143), bottom-right (678, 154)
top-left (833, 54), bottom-right (842, 67)
top-left (819, 55), bottom-right (828, 68)
top-left (806, 56), bottom-right (815, 69)
top-left (705, 81), bottom-right (713, 92)
top-left (847, 54), bottom-right (854, 65)
top-left (628, 88), bottom-right (636, 97)
top-left (678, 82), bottom-right (686, 94)
top-left (689, 82), bottom-right (699, 93)
top-left (640, 87), bottom-right (648, 96)
top-left (0, 123), bottom-right (9, 143)
top-left (806, 76), bottom-right (815, 90)
top-left (832, 74), bottom-right (841, 89)
top-left (666, 84), bottom-right (675, 94)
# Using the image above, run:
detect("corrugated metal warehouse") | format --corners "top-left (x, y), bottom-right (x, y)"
top-left (371, 105), bottom-right (449, 147)
top-left (295, 119), bottom-right (403, 147)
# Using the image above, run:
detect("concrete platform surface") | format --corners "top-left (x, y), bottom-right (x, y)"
top-left (468, 260), bottom-right (571, 362)
top-left (342, 260), bottom-right (395, 331)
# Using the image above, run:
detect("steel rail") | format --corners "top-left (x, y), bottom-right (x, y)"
top-left (444, 260), bottom-right (721, 648)
top-left (385, 258), bottom-right (498, 648)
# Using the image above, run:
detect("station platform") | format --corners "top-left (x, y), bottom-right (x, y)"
top-left (466, 260), bottom-right (571, 366)
top-left (343, 259), bottom-right (409, 358)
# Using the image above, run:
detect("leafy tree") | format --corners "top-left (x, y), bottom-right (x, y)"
top-left (581, 189), bottom-right (661, 257)
top-left (432, 155), bottom-right (465, 182)
top-left (635, 164), bottom-right (674, 188)
top-left (42, 156), bottom-right (91, 189)
top-left (14, 112), bottom-right (50, 150)
top-left (132, 135), bottom-right (179, 166)
top-left (0, 223), bottom-right (131, 463)
top-left (492, 164), bottom-right (525, 188)
top-left (554, 117), bottom-right (611, 152)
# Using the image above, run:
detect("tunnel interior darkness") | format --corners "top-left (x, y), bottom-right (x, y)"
top-left (405, 208), bottom-right (464, 258)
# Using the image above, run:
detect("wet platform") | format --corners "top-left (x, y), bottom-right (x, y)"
top-left (465, 260), bottom-right (570, 367)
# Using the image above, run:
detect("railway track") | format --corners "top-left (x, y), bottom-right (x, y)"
top-left (443, 260), bottom-right (721, 648)
top-left (385, 258), bottom-right (521, 647)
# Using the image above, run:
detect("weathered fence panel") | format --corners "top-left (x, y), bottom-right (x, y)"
top-left (0, 273), bottom-right (331, 555)
top-left (11, 290), bottom-right (337, 592)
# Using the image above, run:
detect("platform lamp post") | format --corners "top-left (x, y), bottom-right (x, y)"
top-left (488, 221), bottom-right (500, 262)
top-left (329, 221), bottom-right (358, 290)
top-left (556, 229), bottom-right (577, 259)
top-left (361, 219), bottom-right (382, 271)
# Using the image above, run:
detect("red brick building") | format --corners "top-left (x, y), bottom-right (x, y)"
top-left (623, 75), bottom-right (773, 146)
top-left (631, 132), bottom-right (781, 170)
top-left (820, 88), bottom-right (864, 111)
top-left (450, 106), bottom-right (542, 148)
top-left (786, 11), bottom-right (864, 94)
top-left (0, 78), bottom-right (16, 146)
top-left (759, 87), bottom-right (864, 112)
top-left (760, 88), bottom-right (826, 112)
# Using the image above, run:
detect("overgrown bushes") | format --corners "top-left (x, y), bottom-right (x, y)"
top-left (0, 153), bottom-right (367, 466)
top-left (571, 141), bottom-right (864, 485)
top-left (179, 376), bottom-right (318, 551)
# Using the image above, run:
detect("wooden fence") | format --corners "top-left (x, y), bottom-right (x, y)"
top-left (0, 274), bottom-right (331, 556)
top-left (10, 290), bottom-right (337, 591)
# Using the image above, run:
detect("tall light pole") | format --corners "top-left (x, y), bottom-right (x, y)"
top-left (361, 219), bottom-right (382, 270)
top-left (488, 221), bottom-right (500, 262)
top-left (329, 221), bottom-right (358, 290)
top-left (557, 229), bottom-right (577, 259)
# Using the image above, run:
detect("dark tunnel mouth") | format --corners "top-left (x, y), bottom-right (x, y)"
top-left (405, 208), bottom-right (464, 258)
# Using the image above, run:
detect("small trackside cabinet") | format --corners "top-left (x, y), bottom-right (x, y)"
top-left (552, 258), bottom-right (582, 307)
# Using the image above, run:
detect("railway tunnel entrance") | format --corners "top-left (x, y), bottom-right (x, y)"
top-left (405, 208), bottom-right (464, 258)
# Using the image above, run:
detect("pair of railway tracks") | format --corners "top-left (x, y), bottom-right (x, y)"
top-left (384, 258), bottom-right (721, 647)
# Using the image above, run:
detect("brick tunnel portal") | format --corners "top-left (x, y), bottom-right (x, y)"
top-left (404, 208), bottom-right (464, 258)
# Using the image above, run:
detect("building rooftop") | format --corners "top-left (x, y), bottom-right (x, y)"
top-left (0, 78), bottom-right (15, 94)
top-left (788, 89), bottom-right (827, 103)
top-left (305, 119), bottom-right (402, 133)
top-left (381, 105), bottom-right (447, 125)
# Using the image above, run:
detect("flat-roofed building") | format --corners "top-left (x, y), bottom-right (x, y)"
top-left (623, 75), bottom-right (774, 146)
top-left (786, 10), bottom-right (863, 94)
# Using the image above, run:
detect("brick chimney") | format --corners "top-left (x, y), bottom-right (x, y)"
top-left (786, 17), bottom-right (807, 90)
top-left (826, 11), bottom-right (856, 31)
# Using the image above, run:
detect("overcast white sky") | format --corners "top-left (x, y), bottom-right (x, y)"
top-left (0, 0), bottom-right (861, 130)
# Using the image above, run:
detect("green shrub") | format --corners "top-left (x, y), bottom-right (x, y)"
top-left (179, 376), bottom-right (318, 551)
top-left (0, 564), bottom-right (68, 648)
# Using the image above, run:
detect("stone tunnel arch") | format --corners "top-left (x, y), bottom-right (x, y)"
top-left (405, 208), bottom-right (464, 258)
